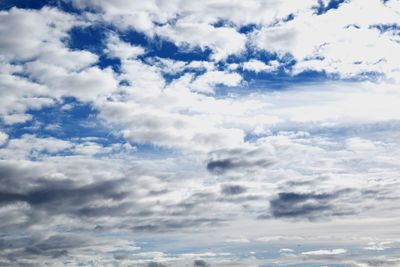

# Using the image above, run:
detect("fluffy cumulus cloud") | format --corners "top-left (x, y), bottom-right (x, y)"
top-left (242, 59), bottom-right (280, 73)
top-left (251, 0), bottom-right (400, 79)
top-left (1, 0), bottom-right (400, 266)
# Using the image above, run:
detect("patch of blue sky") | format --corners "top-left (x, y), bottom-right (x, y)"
top-left (294, 120), bottom-right (400, 140)
top-left (239, 23), bottom-right (259, 34)
top-left (0, 0), bottom-right (87, 14)
top-left (351, 246), bottom-right (400, 257)
top-left (67, 24), bottom-right (109, 55)
top-left (162, 67), bottom-right (205, 84)
top-left (345, 71), bottom-right (385, 82)
top-left (68, 23), bottom-right (213, 62)
top-left (134, 236), bottom-right (185, 254)
top-left (225, 47), bottom-right (284, 65)
top-left (211, 72), bottom-right (330, 100)
top-left (135, 236), bottom-right (352, 260)
top-left (0, 0), bottom-right (55, 10)
top-left (370, 23), bottom-right (400, 33)
top-left (1, 97), bottom-right (176, 157)
top-left (66, 24), bottom-right (125, 74)
top-left (121, 30), bottom-right (213, 62)
top-left (314, 0), bottom-right (346, 15)
top-left (240, 15), bottom-right (295, 33)
top-left (4, 97), bottom-right (106, 140)
top-left (134, 236), bottom-right (252, 257)
top-left (223, 49), bottom-right (332, 90)
top-left (379, 247), bottom-right (400, 256)
top-left (270, 13), bottom-right (296, 27)
top-left (66, 24), bottom-right (213, 77)
top-left (244, 70), bottom-right (329, 91)
top-left (219, 246), bottom-right (282, 260)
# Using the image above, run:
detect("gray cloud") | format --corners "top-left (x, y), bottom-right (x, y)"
top-left (221, 185), bottom-right (247, 195)
top-left (207, 159), bottom-right (233, 174)
top-left (194, 259), bottom-right (210, 267)
top-left (0, 177), bottom-right (127, 217)
top-left (23, 235), bottom-right (85, 259)
top-left (206, 157), bottom-right (273, 174)
top-left (269, 189), bottom-right (354, 219)
top-left (206, 147), bottom-right (274, 174)
top-left (148, 262), bottom-right (167, 267)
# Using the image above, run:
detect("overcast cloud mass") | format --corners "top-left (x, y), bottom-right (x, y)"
top-left (1, 0), bottom-right (400, 266)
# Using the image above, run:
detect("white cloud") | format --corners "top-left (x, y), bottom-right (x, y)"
top-left (279, 248), bottom-right (295, 254)
top-left (345, 137), bottom-right (380, 152)
top-left (0, 134), bottom-right (73, 159)
top-left (0, 7), bottom-right (77, 61)
top-left (257, 81), bottom-right (400, 125)
top-left (0, 132), bottom-right (8, 146)
top-left (190, 70), bottom-right (242, 93)
top-left (301, 248), bottom-right (347, 255)
top-left (68, 0), bottom-right (320, 61)
top-left (224, 237), bottom-right (250, 243)
top-left (0, 61), bottom-right (51, 124)
top-left (0, 7), bottom-right (118, 124)
top-left (65, 0), bottom-right (400, 77)
top-left (251, 0), bottom-right (400, 79)
top-left (363, 241), bottom-right (392, 251)
top-left (105, 33), bottom-right (145, 60)
top-left (242, 59), bottom-right (280, 73)
top-left (155, 22), bottom-right (246, 61)
top-left (70, 0), bottom-right (317, 29)
top-left (24, 61), bottom-right (119, 103)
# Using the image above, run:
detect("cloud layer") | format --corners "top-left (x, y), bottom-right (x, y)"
top-left (1, 0), bottom-right (400, 266)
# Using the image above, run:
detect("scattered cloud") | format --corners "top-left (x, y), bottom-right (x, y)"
top-left (301, 248), bottom-right (347, 256)
top-left (1, 0), bottom-right (400, 265)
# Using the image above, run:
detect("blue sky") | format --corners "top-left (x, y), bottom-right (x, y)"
top-left (1, 0), bottom-right (400, 266)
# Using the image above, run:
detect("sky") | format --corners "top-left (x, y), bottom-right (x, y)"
top-left (0, 0), bottom-right (400, 266)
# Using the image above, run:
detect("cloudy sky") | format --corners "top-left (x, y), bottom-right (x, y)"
top-left (1, 0), bottom-right (400, 266)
